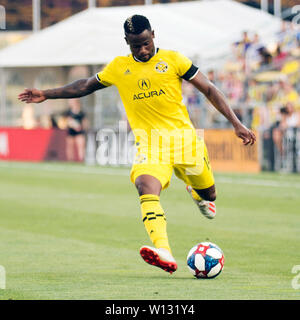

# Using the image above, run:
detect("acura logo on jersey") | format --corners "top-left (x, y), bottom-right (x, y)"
top-left (138, 78), bottom-right (151, 90)
top-left (133, 89), bottom-right (166, 100)
top-left (135, 79), bottom-right (165, 100)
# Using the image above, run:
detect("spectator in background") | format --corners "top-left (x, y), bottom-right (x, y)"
top-left (278, 81), bottom-right (300, 109)
top-left (232, 31), bottom-right (252, 62)
top-left (207, 69), bottom-right (223, 93)
top-left (22, 104), bottom-right (37, 129)
top-left (207, 69), bottom-right (216, 84)
top-left (296, 27), bottom-right (300, 47)
top-left (240, 31), bottom-right (252, 55)
top-left (64, 98), bottom-right (88, 162)
top-left (276, 21), bottom-right (289, 46)
top-left (50, 114), bottom-right (59, 129)
top-left (257, 46), bottom-right (273, 68)
top-left (273, 43), bottom-right (289, 70)
top-left (223, 72), bottom-right (244, 104)
top-left (244, 33), bottom-right (264, 73)
top-left (272, 102), bottom-right (300, 155)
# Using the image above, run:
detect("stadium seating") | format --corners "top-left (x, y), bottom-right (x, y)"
top-left (3, 0), bottom-right (299, 30)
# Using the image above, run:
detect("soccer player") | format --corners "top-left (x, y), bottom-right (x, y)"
top-left (18, 15), bottom-right (256, 274)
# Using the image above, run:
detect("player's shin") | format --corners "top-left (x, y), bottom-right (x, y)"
top-left (139, 194), bottom-right (171, 253)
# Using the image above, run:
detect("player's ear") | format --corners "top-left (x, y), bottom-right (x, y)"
top-left (124, 36), bottom-right (129, 45)
top-left (151, 30), bottom-right (155, 39)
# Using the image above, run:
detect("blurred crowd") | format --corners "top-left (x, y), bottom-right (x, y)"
top-left (184, 21), bottom-right (300, 130)
top-left (183, 21), bottom-right (300, 171)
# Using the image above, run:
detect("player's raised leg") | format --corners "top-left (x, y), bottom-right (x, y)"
top-left (175, 141), bottom-right (217, 219)
top-left (186, 184), bottom-right (216, 219)
top-left (135, 174), bottom-right (177, 274)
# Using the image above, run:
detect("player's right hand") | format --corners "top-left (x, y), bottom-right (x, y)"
top-left (18, 88), bottom-right (46, 103)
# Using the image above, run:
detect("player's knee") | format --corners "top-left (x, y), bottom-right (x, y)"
top-left (135, 175), bottom-right (162, 196)
top-left (195, 187), bottom-right (216, 202)
top-left (136, 181), bottom-right (151, 196)
top-left (135, 181), bottom-right (160, 196)
top-left (206, 192), bottom-right (217, 202)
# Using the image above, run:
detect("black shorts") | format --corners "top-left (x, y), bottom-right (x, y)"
top-left (67, 129), bottom-right (85, 137)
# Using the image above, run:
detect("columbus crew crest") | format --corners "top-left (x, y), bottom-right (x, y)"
top-left (134, 153), bottom-right (147, 164)
top-left (155, 61), bottom-right (168, 73)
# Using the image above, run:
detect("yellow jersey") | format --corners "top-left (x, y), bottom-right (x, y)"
top-left (96, 48), bottom-right (202, 164)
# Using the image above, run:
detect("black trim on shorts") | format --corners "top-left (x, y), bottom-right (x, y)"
top-left (181, 64), bottom-right (199, 81)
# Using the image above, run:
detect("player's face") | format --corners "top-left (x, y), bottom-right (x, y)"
top-left (125, 29), bottom-right (155, 62)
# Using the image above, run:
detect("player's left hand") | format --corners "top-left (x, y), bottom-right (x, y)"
top-left (234, 123), bottom-right (256, 146)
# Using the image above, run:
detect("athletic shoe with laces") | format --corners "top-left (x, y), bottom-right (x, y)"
top-left (186, 185), bottom-right (216, 219)
top-left (140, 246), bottom-right (177, 274)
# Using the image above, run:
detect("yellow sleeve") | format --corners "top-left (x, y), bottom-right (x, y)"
top-left (95, 58), bottom-right (118, 87)
top-left (173, 51), bottom-right (193, 77)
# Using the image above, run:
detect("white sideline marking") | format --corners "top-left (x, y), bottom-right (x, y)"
top-left (0, 161), bottom-right (299, 188)
top-left (216, 177), bottom-right (300, 189)
top-left (0, 193), bottom-right (104, 200)
top-left (0, 161), bottom-right (130, 176)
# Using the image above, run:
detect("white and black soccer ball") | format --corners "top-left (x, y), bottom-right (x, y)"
top-left (187, 242), bottom-right (224, 279)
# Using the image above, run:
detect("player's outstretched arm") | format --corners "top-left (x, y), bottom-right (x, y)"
top-left (18, 75), bottom-right (106, 103)
top-left (189, 71), bottom-right (256, 146)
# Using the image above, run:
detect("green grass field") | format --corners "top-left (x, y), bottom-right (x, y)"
top-left (0, 161), bottom-right (299, 300)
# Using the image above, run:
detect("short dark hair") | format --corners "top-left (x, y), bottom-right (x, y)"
top-left (124, 15), bottom-right (151, 35)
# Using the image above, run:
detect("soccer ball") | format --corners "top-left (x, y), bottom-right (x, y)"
top-left (187, 242), bottom-right (224, 279)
